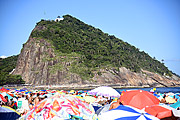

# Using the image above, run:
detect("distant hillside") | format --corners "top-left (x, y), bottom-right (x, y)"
top-left (12, 15), bottom-right (180, 86)
top-left (0, 55), bottom-right (25, 85)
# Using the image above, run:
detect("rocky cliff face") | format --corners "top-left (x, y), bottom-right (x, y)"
top-left (93, 67), bottom-right (180, 87)
top-left (12, 22), bottom-right (180, 87)
top-left (13, 36), bottom-right (83, 85)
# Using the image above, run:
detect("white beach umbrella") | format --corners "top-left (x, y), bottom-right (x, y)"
top-left (88, 86), bottom-right (120, 98)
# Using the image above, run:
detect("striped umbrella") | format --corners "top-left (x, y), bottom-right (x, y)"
top-left (0, 94), bottom-right (7, 102)
top-left (98, 105), bottom-right (159, 120)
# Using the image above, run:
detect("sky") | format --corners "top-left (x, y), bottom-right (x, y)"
top-left (0, 0), bottom-right (180, 75)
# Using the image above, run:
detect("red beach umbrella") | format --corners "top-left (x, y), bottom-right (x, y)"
top-left (120, 90), bottom-right (160, 109)
top-left (0, 94), bottom-right (7, 102)
top-left (144, 105), bottom-right (172, 119)
top-left (0, 87), bottom-right (9, 92)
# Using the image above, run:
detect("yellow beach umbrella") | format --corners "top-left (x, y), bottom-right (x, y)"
top-left (75, 95), bottom-right (84, 101)
top-left (84, 96), bottom-right (96, 103)
top-left (165, 96), bottom-right (176, 104)
top-left (69, 90), bottom-right (75, 94)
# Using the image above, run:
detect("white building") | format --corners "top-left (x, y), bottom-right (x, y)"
top-left (55, 17), bottom-right (64, 22)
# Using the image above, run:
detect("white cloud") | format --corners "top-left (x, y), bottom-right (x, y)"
top-left (0, 55), bottom-right (7, 59)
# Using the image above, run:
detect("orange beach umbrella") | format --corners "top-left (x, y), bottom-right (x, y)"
top-left (120, 90), bottom-right (160, 109)
top-left (144, 105), bottom-right (172, 119)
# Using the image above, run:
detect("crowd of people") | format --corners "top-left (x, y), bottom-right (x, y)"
top-left (1, 87), bottom-right (180, 119)
top-left (0, 90), bottom-right (110, 115)
top-left (0, 91), bottom-right (48, 115)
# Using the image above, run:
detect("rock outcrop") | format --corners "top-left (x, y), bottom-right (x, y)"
top-left (93, 67), bottom-right (180, 87)
top-left (13, 36), bottom-right (83, 85)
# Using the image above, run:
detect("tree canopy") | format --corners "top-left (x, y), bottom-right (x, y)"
top-left (0, 55), bottom-right (25, 85)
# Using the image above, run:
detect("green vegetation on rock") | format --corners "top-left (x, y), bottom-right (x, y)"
top-left (30, 15), bottom-right (172, 79)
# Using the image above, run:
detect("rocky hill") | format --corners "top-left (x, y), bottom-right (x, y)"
top-left (12, 15), bottom-right (180, 87)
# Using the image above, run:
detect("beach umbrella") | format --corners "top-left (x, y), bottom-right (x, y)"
top-left (88, 86), bottom-right (120, 98)
top-left (96, 104), bottom-right (110, 116)
top-left (21, 87), bottom-right (28, 91)
top-left (98, 105), bottom-right (159, 120)
top-left (69, 90), bottom-right (75, 94)
top-left (75, 95), bottom-right (84, 101)
top-left (0, 87), bottom-right (9, 92)
top-left (0, 94), bottom-right (7, 102)
top-left (84, 96), bottom-right (96, 103)
top-left (0, 106), bottom-right (21, 120)
top-left (20, 93), bottom-right (97, 120)
top-left (40, 90), bottom-right (46, 92)
top-left (7, 92), bottom-right (14, 97)
top-left (0, 92), bottom-right (13, 100)
top-left (174, 94), bottom-right (180, 99)
top-left (78, 90), bottom-right (85, 93)
top-left (165, 96), bottom-right (177, 104)
top-left (170, 100), bottom-right (180, 109)
top-left (157, 104), bottom-right (180, 118)
top-left (166, 92), bottom-right (175, 96)
top-left (144, 105), bottom-right (172, 119)
top-left (153, 93), bottom-right (160, 98)
top-left (120, 90), bottom-right (160, 109)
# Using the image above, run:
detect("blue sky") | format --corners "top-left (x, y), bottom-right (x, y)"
top-left (0, 0), bottom-right (180, 75)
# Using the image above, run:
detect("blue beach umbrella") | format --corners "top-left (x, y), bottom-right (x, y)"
top-left (40, 90), bottom-right (46, 92)
top-left (174, 94), bottom-right (180, 99)
top-left (0, 106), bottom-right (21, 120)
top-left (153, 93), bottom-right (160, 98)
top-left (170, 101), bottom-right (180, 109)
top-left (98, 105), bottom-right (159, 120)
top-left (21, 87), bottom-right (28, 90)
top-left (25, 92), bottom-right (30, 94)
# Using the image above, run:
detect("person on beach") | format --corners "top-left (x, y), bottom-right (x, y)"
top-left (17, 94), bottom-right (29, 115)
top-left (28, 93), bottom-right (34, 109)
top-left (4, 96), bottom-right (10, 106)
top-left (109, 98), bottom-right (122, 110)
top-left (173, 95), bottom-right (178, 102)
top-left (9, 98), bottom-right (17, 110)
top-left (34, 93), bottom-right (40, 106)
top-left (160, 94), bottom-right (166, 103)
